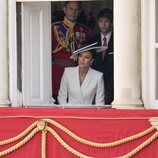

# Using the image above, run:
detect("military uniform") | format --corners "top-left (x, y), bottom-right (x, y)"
top-left (52, 17), bottom-right (90, 100)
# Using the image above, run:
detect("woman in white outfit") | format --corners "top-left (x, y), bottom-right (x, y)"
top-left (58, 43), bottom-right (107, 106)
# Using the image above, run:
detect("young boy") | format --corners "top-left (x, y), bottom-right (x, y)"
top-left (90, 8), bottom-right (113, 104)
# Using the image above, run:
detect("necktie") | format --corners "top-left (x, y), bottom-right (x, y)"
top-left (103, 36), bottom-right (107, 46)
top-left (102, 36), bottom-right (107, 59)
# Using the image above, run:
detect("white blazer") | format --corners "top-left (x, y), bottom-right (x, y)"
top-left (58, 66), bottom-right (105, 106)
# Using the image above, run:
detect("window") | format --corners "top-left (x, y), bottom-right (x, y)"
top-left (11, 0), bottom-right (113, 106)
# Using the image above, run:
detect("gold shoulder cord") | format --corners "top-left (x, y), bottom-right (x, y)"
top-left (53, 25), bottom-right (69, 53)
top-left (66, 27), bottom-right (74, 41)
top-left (0, 118), bottom-right (157, 158)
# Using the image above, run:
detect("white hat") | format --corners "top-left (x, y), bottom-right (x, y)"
top-left (70, 42), bottom-right (107, 59)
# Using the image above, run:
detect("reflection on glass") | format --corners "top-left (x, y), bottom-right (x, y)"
top-left (156, 0), bottom-right (158, 43)
top-left (156, 49), bottom-right (158, 99)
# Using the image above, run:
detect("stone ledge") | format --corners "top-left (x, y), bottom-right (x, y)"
top-left (112, 99), bottom-right (144, 109)
top-left (0, 99), bottom-right (11, 107)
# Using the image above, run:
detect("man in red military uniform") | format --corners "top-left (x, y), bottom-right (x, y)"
top-left (52, 1), bottom-right (90, 103)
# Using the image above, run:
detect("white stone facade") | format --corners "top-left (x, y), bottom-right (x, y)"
top-left (0, 0), bottom-right (157, 109)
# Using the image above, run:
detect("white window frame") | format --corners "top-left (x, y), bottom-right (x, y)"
top-left (9, 0), bottom-right (22, 106)
top-left (9, 0), bottom-right (68, 107)
top-left (9, 0), bottom-right (111, 107)
top-left (141, 0), bottom-right (158, 108)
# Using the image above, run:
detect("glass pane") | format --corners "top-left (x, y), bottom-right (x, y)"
top-left (156, 49), bottom-right (158, 99)
top-left (16, 2), bottom-right (22, 92)
top-left (156, 0), bottom-right (158, 43)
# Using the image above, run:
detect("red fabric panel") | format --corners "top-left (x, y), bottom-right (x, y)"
top-left (0, 108), bottom-right (157, 158)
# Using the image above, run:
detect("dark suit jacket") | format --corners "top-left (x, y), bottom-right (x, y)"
top-left (89, 33), bottom-right (114, 104)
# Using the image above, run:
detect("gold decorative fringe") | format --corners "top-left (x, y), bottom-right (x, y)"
top-left (0, 128), bottom-right (39, 157)
top-left (0, 118), bottom-right (157, 158)
top-left (118, 131), bottom-right (158, 158)
top-left (46, 126), bottom-right (92, 158)
top-left (0, 121), bottom-right (37, 146)
top-left (53, 26), bottom-right (69, 53)
top-left (41, 131), bottom-right (47, 158)
top-left (43, 119), bottom-right (155, 147)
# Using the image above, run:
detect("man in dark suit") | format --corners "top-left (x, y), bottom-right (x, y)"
top-left (89, 8), bottom-right (113, 104)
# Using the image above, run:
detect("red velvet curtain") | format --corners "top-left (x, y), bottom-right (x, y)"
top-left (0, 108), bottom-right (158, 158)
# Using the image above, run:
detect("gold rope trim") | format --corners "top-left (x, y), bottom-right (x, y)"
top-left (43, 119), bottom-right (155, 147)
top-left (118, 131), bottom-right (158, 158)
top-left (0, 121), bottom-right (37, 146)
top-left (46, 126), bottom-right (92, 158)
top-left (0, 118), bottom-right (157, 158)
top-left (0, 127), bottom-right (39, 157)
top-left (0, 115), bottom-right (154, 120)
top-left (53, 25), bottom-right (69, 53)
top-left (41, 131), bottom-right (47, 158)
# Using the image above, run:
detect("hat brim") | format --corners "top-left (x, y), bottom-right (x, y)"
top-left (70, 46), bottom-right (108, 59)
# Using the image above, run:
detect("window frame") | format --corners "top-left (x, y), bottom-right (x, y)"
top-left (10, 0), bottom-right (113, 106)
top-left (141, 0), bottom-right (158, 108)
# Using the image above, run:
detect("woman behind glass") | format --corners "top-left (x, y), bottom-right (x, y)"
top-left (58, 44), bottom-right (106, 106)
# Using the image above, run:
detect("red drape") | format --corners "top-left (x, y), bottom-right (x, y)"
top-left (0, 107), bottom-right (158, 158)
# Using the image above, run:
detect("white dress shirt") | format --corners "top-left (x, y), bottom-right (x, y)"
top-left (101, 32), bottom-right (112, 46)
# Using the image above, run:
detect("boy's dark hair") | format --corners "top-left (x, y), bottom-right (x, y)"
top-left (97, 8), bottom-right (113, 22)
top-left (64, 1), bottom-right (82, 9)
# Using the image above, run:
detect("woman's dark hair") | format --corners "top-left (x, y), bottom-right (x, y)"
top-left (97, 8), bottom-right (113, 22)
top-left (78, 49), bottom-right (96, 59)
top-left (90, 49), bottom-right (96, 59)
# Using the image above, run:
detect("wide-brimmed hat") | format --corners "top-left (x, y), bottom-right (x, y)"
top-left (70, 42), bottom-right (107, 59)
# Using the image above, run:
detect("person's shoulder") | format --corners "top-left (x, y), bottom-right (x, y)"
top-left (91, 68), bottom-right (103, 76)
top-left (52, 21), bottom-right (62, 27)
top-left (64, 67), bottom-right (76, 73)
top-left (89, 33), bottom-right (101, 44)
top-left (92, 33), bottom-right (101, 40)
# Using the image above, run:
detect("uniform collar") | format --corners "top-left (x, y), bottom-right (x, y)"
top-left (63, 17), bottom-right (76, 28)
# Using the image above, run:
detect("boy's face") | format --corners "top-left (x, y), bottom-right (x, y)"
top-left (98, 17), bottom-right (113, 35)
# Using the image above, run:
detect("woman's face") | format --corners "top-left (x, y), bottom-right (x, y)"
top-left (78, 51), bottom-right (93, 68)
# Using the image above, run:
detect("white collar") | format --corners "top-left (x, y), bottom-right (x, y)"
top-left (101, 32), bottom-right (112, 45)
